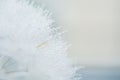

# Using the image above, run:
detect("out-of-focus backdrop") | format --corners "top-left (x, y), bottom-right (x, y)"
top-left (34, 0), bottom-right (120, 67)
top-left (36, 0), bottom-right (120, 80)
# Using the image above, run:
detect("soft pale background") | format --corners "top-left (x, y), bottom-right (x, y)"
top-left (35, 0), bottom-right (120, 67)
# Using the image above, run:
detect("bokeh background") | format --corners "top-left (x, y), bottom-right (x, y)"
top-left (34, 0), bottom-right (120, 67)
top-left (30, 0), bottom-right (120, 80)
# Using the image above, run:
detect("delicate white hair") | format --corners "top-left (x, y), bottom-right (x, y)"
top-left (0, 0), bottom-right (77, 80)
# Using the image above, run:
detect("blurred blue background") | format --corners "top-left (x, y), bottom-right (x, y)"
top-left (79, 67), bottom-right (120, 80)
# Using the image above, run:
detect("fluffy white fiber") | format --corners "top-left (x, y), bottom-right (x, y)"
top-left (0, 0), bottom-right (77, 80)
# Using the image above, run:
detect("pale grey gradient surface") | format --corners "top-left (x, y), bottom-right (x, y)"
top-left (34, 0), bottom-right (120, 67)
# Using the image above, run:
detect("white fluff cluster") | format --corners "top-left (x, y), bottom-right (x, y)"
top-left (0, 0), bottom-right (76, 80)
